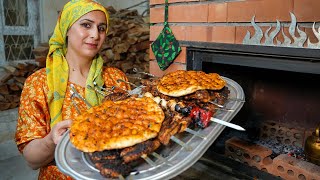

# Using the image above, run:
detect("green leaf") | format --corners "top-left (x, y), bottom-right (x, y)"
top-left (164, 52), bottom-right (169, 57)
top-left (171, 52), bottom-right (176, 59)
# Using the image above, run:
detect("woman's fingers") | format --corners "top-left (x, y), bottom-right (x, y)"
top-left (52, 120), bottom-right (72, 144)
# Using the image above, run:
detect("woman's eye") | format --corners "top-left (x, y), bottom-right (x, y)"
top-left (81, 23), bottom-right (91, 28)
top-left (98, 25), bottom-right (107, 32)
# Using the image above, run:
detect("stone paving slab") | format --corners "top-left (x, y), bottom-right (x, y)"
top-left (0, 155), bottom-right (39, 180)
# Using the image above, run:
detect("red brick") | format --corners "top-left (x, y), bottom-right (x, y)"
top-left (207, 26), bottom-right (235, 43)
top-left (170, 4), bottom-right (208, 23)
top-left (150, 7), bottom-right (165, 23)
top-left (149, 46), bottom-right (186, 63)
top-left (184, 26), bottom-right (236, 43)
top-left (150, 25), bottom-right (187, 41)
top-left (149, 60), bottom-right (186, 77)
top-left (150, 4), bottom-right (209, 23)
top-left (208, 3), bottom-right (228, 22)
top-left (150, 26), bottom-right (164, 41)
top-left (272, 154), bottom-right (320, 180)
top-left (227, 0), bottom-right (293, 22)
top-left (150, 0), bottom-right (199, 5)
top-left (259, 121), bottom-right (305, 148)
top-left (225, 137), bottom-right (273, 171)
top-left (294, 0), bottom-right (320, 22)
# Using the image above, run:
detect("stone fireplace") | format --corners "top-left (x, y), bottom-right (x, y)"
top-left (149, 0), bottom-right (320, 179)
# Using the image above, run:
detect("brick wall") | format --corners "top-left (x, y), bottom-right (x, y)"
top-left (149, 0), bottom-right (320, 77)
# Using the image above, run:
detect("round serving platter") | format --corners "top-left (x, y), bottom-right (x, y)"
top-left (55, 77), bottom-right (245, 180)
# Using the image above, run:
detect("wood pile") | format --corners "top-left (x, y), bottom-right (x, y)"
top-left (0, 63), bottom-right (40, 111)
top-left (101, 6), bottom-right (150, 86)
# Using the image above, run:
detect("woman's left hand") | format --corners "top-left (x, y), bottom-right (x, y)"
top-left (50, 119), bottom-right (72, 145)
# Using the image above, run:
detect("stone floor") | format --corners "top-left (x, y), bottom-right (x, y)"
top-left (0, 140), bottom-right (39, 180)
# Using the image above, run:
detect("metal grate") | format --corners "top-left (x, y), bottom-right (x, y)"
top-left (4, 35), bottom-right (34, 61)
top-left (4, 0), bottom-right (28, 26)
top-left (0, 0), bottom-right (39, 62)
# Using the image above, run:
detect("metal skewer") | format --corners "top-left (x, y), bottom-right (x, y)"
top-left (141, 154), bottom-right (157, 167)
top-left (170, 136), bottom-right (192, 151)
top-left (116, 79), bottom-right (139, 88)
top-left (208, 101), bottom-right (224, 108)
top-left (70, 90), bottom-right (81, 115)
top-left (151, 152), bottom-right (173, 166)
top-left (185, 128), bottom-right (206, 138)
top-left (87, 85), bottom-right (107, 97)
top-left (214, 107), bottom-right (234, 112)
top-left (93, 81), bottom-right (114, 94)
top-left (210, 118), bottom-right (245, 131)
top-left (133, 68), bottom-right (155, 77)
top-left (70, 84), bottom-right (92, 108)
top-left (228, 98), bottom-right (246, 102)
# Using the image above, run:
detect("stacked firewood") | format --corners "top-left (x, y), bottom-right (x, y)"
top-left (0, 63), bottom-right (40, 111)
top-left (101, 6), bottom-right (150, 86)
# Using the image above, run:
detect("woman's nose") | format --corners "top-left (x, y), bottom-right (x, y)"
top-left (90, 28), bottom-right (99, 39)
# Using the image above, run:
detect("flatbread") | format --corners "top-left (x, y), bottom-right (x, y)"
top-left (70, 97), bottom-right (165, 152)
top-left (157, 70), bottom-right (226, 97)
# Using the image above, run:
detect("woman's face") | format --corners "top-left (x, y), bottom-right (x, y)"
top-left (66, 10), bottom-right (107, 59)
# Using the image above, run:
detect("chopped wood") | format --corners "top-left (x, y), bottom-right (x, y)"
top-left (13, 77), bottom-right (26, 84)
top-left (9, 83), bottom-right (20, 91)
top-left (0, 102), bottom-right (11, 111)
top-left (0, 62), bottom-right (39, 110)
top-left (0, 84), bottom-right (9, 95)
top-left (101, 7), bottom-right (150, 87)
top-left (0, 73), bottom-right (13, 84)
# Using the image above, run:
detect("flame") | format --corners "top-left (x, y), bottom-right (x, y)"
top-left (243, 12), bottom-right (319, 49)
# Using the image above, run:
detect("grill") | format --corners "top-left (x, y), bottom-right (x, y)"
top-left (184, 42), bottom-right (320, 179)
top-left (55, 77), bottom-right (245, 180)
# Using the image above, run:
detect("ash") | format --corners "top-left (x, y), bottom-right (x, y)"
top-left (254, 139), bottom-right (306, 160)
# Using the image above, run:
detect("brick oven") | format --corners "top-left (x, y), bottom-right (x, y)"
top-left (149, 0), bottom-right (320, 179)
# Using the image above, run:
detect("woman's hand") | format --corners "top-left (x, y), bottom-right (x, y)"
top-left (50, 119), bottom-right (72, 144)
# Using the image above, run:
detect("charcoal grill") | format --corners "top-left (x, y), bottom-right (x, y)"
top-left (55, 76), bottom-right (245, 180)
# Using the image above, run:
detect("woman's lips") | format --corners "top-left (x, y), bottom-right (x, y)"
top-left (86, 43), bottom-right (98, 48)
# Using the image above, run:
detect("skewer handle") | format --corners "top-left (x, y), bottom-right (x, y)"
top-left (117, 79), bottom-right (138, 88)
top-left (70, 84), bottom-right (92, 108)
top-left (133, 68), bottom-right (155, 77)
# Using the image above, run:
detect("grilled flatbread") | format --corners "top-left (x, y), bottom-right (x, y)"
top-left (70, 97), bottom-right (165, 152)
top-left (157, 70), bottom-right (226, 97)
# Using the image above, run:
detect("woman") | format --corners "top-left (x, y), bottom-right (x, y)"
top-left (15, 0), bottom-right (130, 179)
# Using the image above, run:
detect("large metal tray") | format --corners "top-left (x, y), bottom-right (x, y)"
top-left (55, 77), bottom-right (245, 180)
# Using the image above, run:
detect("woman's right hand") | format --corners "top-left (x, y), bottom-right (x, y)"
top-left (50, 119), bottom-right (72, 145)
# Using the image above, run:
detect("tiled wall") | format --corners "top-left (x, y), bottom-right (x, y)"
top-left (149, 0), bottom-right (320, 77)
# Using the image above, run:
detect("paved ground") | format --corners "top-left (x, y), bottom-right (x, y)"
top-left (0, 140), bottom-right (39, 180)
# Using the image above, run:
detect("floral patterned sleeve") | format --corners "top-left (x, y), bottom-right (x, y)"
top-left (103, 67), bottom-right (131, 91)
top-left (15, 68), bottom-right (51, 153)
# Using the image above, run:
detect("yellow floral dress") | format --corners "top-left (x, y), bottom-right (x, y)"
top-left (15, 67), bottom-right (130, 180)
